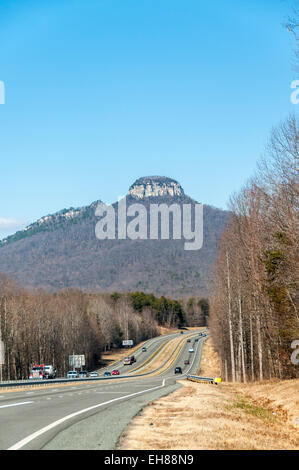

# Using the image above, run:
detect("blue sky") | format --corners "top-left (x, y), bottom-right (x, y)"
top-left (0, 0), bottom-right (297, 239)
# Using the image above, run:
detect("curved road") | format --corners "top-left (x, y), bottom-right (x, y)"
top-left (0, 330), bottom-right (207, 450)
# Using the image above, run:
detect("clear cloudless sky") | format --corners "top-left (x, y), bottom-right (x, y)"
top-left (0, 0), bottom-right (297, 239)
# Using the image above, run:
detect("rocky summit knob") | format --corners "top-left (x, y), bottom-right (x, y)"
top-left (128, 176), bottom-right (184, 199)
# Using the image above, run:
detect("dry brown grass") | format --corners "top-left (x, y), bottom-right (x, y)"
top-left (117, 338), bottom-right (299, 450)
top-left (197, 337), bottom-right (221, 378)
top-left (237, 379), bottom-right (299, 429)
top-left (158, 326), bottom-right (200, 336)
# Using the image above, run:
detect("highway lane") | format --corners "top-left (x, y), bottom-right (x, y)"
top-left (0, 330), bottom-right (197, 388)
top-left (42, 335), bottom-right (206, 450)
top-left (97, 330), bottom-right (199, 376)
top-left (0, 331), bottom-right (206, 450)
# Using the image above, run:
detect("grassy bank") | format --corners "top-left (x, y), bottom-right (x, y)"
top-left (117, 338), bottom-right (299, 450)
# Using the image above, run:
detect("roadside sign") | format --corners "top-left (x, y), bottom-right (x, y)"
top-left (69, 355), bottom-right (85, 368)
top-left (0, 341), bottom-right (4, 365)
top-left (122, 340), bottom-right (133, 346)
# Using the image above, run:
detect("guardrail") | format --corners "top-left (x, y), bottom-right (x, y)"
top-left (187, 375), bottom-right (221, 385)
top-left (0, 373), bottom-right (164, 388)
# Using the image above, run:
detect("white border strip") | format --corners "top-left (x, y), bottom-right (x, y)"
top-left (0, 401), bottom-right (33, 409)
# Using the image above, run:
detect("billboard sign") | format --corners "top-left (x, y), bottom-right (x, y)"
top-left (122, 340), bottom-right (133, 346)
top-left (69, 354), bottom-right (85, 368)
top-left (0, 341), bottom-right (4, 365)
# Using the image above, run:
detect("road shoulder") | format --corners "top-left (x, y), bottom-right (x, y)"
top-left (42, 382), bottom-right (181, 450)
top-left (117, 339), bottom-right (299, 450)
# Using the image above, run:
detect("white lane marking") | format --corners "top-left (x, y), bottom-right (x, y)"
top-left (0, 401), bottom-right (34, 409)
top-left (8, 379), bottom-right (166, 450)
top-left (95, 391), bottom-right (130, 394)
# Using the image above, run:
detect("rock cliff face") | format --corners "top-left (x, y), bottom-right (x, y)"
top-left (129, 176), bottom-right (184, 199)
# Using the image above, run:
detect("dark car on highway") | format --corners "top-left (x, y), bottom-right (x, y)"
top-left (104, 371), bottom-right (111, 377)
top-left (78, 370), bottom-right (88, 378)
top-left (174, 367), bottom-right (182, 374)
top-left (142, 347), bottom-right (147, 352)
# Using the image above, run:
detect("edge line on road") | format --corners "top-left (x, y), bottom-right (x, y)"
top-left (0, 401), bottom-right (34, 409)
top-left (7, 379), bottom-right (166, 450)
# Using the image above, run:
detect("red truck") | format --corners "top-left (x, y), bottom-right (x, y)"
top-left (29, 364), bottom-right (56, 379)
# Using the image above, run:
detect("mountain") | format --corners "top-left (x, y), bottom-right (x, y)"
top-left (0, 176), bottom-right (230, 297)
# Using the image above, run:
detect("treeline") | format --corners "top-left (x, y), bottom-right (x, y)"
top-left (0, 276), bottom-right (102, 380)
top-left (210, 115), bottom-right (299, 381)
top-left (0, 276), bottom-right (208, 380)
top-left (129, 291), bottom-right (209, 327)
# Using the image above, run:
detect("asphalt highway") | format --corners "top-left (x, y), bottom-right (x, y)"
top-left (0, 330), bottom-right (206, 450)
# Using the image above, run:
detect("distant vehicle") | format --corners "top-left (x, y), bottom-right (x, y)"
top-left (67, 371), bottom-right (79, 378)
top-left (180, 331), bottom-right (184, 334)
top-left (43, 365), bottom-right (56, 379)
top-left (29, 364), bottom-right (45, 380)
top-left (123, 356), bottom-right (135, 365)
top-left (189, 348), bottom-right (194, 353)
top-left (184, 360), bottom-right (190, 365)
top-left (142, 347), bottom-right (147, 352)
top-left (29, 364), bottom-right (56, 380)
top-left (187, 339), bottom-right (191, 343)
top-left (195, 338), bottom-right (199, 342)
top-left (112, 370), bottom-right (120, 375)
top-left (90, 372), bottom-right (98, 378)
top-left (78, 370), bottom-right (88, 378)
top-left (104, 371), bottom-right (111, 377)
top-left (174, 367), bottom-right (182, 374)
